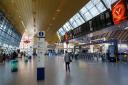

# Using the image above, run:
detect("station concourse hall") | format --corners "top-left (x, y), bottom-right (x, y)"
top-left (1, 0), bottom-right (128, 85)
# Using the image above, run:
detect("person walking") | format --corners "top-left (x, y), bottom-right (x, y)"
top-left (64, 51), bottom-right (71, 72)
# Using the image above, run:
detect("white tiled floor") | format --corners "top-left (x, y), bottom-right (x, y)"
top-left (0, 56), bottom-right (128, 85)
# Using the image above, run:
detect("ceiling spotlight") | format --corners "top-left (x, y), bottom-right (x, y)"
top-left (19, 16), bottom-right (22, 19)
top-left (56, 9), bottom-right (60, 12)
top-left (21, 21), bottom-right (25, 28)
top-left (52, 17), bottom-right (55, 20)
top-left (47, 29), bottom-right (49, 31)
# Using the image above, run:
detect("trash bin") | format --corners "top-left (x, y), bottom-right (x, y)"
top-left (11, 59), bottom-right (18, 72)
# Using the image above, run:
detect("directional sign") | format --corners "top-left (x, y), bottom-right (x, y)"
top-left (38, 31), bottom-right (45, 38)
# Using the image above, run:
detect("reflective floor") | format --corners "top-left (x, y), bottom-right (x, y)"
top-left (0, 56), bottom-right (128, 85)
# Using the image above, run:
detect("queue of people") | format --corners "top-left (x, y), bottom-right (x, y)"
top-left (0, 51), bottom-right (21, 63)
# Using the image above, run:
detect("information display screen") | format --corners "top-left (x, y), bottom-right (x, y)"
top-left (62, 10), bottom-right (114, 42)
top-left (108, 45), bottom-right (115, 58)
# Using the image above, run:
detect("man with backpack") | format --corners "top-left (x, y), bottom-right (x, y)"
top-left (64, 51), bottom-right (72, 72)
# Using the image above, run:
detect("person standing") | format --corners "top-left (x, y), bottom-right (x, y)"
top-left (12, 51), bottom-right (17, 59)
top-left (64, 51), bottom-right (71, 72)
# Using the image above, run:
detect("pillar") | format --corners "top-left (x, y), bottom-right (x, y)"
top-left (36, 31), bottom-right (46, 80)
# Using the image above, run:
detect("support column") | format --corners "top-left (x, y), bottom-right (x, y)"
top-left (36, 31), bottom-right (46, 80)
top-left (113, 39), bottom-right (118, 63)
top-left (108, 39), bottom-right (118, 62)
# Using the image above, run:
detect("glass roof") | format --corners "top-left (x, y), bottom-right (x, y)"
top-left (58, 27), bottom-right (66, 36)
top-left (102, 0), bottom-right (118, 9)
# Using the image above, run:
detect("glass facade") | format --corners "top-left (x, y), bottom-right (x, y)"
top-left (69, 13), bottom-right (85, 28)
top-left (63, 22), bottom-right (73, 31)
top-left (79, 0), bottom-right (107, 21)
top-left (58, 27), bottom-right (66, 36)
top-left (0, 11), bottom-right (22, 48)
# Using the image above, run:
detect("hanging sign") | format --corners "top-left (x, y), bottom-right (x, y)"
top-left (38, 31), bottom-right (45, 38)
top-left (112, 0), bottom-right (127, 25)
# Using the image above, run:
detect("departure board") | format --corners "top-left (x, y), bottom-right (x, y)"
top-left (62, 9), bottom-right (114, 42)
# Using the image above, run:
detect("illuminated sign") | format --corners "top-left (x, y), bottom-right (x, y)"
top-left (112, 0), bottom-right (127, 25)
top-left (23, 40), bottom-right (30, 44)
top-left (38, 31), bottom-right (45, 38)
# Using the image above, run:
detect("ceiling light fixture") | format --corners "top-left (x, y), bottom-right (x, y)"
top-left (56, 9), bottom-right (60, 12)
top-left (21, 21), bottom-right (26, 29)
top-left (52, 17), bottom-right (55, 20)
top-left (19, 16), bottom-right (21, 19)
top-left (47, 27), bottom-right (50, 31)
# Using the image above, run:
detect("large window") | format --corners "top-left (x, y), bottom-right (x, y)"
top-left (69, 13), bottom-right (85, 28)
top-left (0, 11), bottom-right (22, 47)
top-left (79, 0), bottom-right (107, 21)
top-left (58, 28), bottom-right (65, 36)
top-left (63, 22), bottom-right (73, 31)
top-left (95, 1), bottom-right (106, 13)
top-left (91, 0), bottom-right (100, 4)
top-left (102, 0), bottom-right (118, 9)
top-left (57, 0), bottom-right (117, 37)
top-left (73, 13), bottom-right (85, 26)
top-left (89, 6), bottom-right (99, 17)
